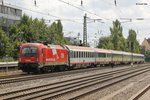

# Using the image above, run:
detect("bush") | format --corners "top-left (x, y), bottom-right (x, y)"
top-left (0, 56), bottom-right (16, 62)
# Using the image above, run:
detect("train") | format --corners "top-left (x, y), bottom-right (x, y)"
top-left (18, 43), bottom-right (145, 73)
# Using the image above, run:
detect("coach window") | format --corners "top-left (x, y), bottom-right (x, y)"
top-left (72, 52), bottom-right (73, 58)
top-left (71, 51), bottom-right (74, 58)
top-left (75, 51), bottom-right (77, 58)
top-left (100, 53), bottom-right (102, 57)
top-left (87, 52), bottom-right (88, 58)
top-left (71, 51), bottom-right (73, 58)
top-left (72, 51), bottom-right (73, 58)
top-left (74, 51), bottom-right (76, 58)
top-left (82, 52), bottom-right (84, 58)
top-left (86, 52), bottom-right (87, 58)
top-left (76, 51), bottom-right (77, 58)
top-left (87, 52), bottom-right (88, 57)
top-left (104, 53), bottom-right (106, 57)
top-left (87, 52), bottom-right (89, 58)
top-left (76, 51), bottom-right (78, 58)
top-left (83, 52), bottom-right (84, 58)
top-left (74, 51), bottom-right (75, 58)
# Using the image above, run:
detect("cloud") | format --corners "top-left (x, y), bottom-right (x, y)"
top-left (3, 0), bottom-right (150, 45)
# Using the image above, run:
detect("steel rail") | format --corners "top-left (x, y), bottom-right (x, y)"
top-left (1, 64), bottom-right (149, 100)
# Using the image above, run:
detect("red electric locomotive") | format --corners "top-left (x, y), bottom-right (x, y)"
top-left (18, 43), bottom-right (68, 73)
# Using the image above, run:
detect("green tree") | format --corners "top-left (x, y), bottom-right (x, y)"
top-left (110, 19), bottom-right (127, 51)
top-left (0, 28), bottom-right (13, 57)
top-left (57, 20), bottom-right (63, 34)
top-left (47, 21), bottom-right (68, 44)
top-left (97, 36), bottom-right (113, 49)
top-left (9, 14), bottom-right (69, 45)
top-left (127, 29), bottom-right (140, 53)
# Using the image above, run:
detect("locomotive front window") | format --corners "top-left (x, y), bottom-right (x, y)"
top-left (22, 47), bottom-right (37, 56)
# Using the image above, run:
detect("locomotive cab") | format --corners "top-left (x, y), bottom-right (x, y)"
top-left (18, 43), bottom-right (44, 73)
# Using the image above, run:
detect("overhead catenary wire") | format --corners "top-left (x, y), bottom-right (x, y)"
top-left (102, 0), bottom-right (149, 39)
top-left (57, 0), bottom-right (113, 21)
top-left (2, 0), bottom-right (149, 43)
top-left (1, 1), bottom-right (83, 24)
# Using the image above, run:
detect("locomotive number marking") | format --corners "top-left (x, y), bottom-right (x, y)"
top-left (46, 58), bottom-right (55, 61)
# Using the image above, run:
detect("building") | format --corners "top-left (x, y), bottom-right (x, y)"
top-left (141, 38), bottom-right (150, 51)
top-left (64, 37), bottom-right (81, 45)
top-left (0, 4), bottom-right (22, 32)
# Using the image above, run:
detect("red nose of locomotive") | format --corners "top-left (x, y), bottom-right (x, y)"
top-left (18, 45), bottom-right (39, 72)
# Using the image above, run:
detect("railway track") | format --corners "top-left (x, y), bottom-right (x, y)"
top-left (131, 84), bottom-right (150, 100)
top-left (0, 64), bottom-right (149, 100)
top-left (0, 73), bottom-right (27, 79)
top-left (0, 66), bottom-right (107, 84)
top-left (0, 64), bottom-right (141, 85)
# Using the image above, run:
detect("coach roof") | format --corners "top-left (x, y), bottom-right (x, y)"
top-left (65, 45), bottom-right (94, 52)
top-left (94, 48), bottom-right (111, 53)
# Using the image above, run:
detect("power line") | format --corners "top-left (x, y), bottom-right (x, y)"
top-left (2, 1), bottom-right (82, 24)
top-left (58, 0), bottom-right (113, 21)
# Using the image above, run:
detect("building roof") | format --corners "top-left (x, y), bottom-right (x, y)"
top-left (141, 38), bottom-right (150, 51)
top-left (147, 38), bottom-right (150, 45)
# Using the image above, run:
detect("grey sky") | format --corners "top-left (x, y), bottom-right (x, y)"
top-left (2, 0), bottom-right (150, 46)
